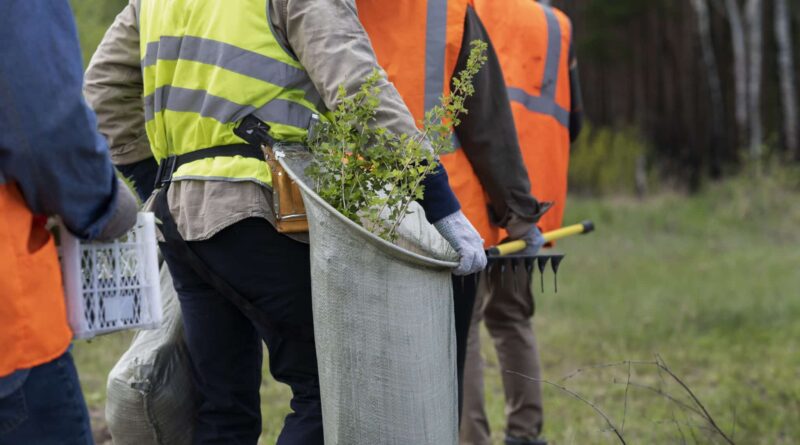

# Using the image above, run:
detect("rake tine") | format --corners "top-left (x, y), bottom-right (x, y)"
top-left (500, 261), bottom-right (506, 288)
top-left (551, 255), bottom-right (564, 293)
top-left (512, 258), bottom-right (520, 293)
top-left (537, 256), bottom-right (549, 294)
top-left (486, 262), bottom-right (495, 293)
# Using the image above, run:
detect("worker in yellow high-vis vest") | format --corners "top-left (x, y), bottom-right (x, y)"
top-left (84, 0), bottom-right (487, 443)
top-left (461, 1), bottom-right (584, 445)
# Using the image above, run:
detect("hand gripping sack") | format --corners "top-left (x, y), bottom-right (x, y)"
top-left (278, 145), bottom-right (460, 445)
top-left (105, 264), bottom-right (195, 445)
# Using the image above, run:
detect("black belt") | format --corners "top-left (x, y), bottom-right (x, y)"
top-left (153, 144), bottom-right (265, 189)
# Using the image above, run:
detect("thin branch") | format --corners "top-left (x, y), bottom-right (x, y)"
top-left (655, 354), bottom-right (736, 445)
top-left (619, 381), bottom-right (705, 417)
top-left (621, 361), bottom-right (631, 435)
top-left (507, 370), bottom-right (627, 445)
top-left (670, 409), bottom-right (689, 445)
top-left (560, 360), bottom-right (656, 383)
top-left (650, 417), bottom-right (720, 440)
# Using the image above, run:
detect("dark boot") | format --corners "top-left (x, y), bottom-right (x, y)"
top-left (505, 436), bottom-right (548, 445)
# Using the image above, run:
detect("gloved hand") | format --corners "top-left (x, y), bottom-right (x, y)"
top-left (94, 177), bottom-right (139, 241)
top-left (505, 214), bottom-right (545, 256)
top-left (434, 210), bottom-right (488, 276)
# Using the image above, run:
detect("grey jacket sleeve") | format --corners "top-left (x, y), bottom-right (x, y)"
top-left (271, 0), bottom-right (429, 149)
top-left (83, 1), bottom-right (151, 166)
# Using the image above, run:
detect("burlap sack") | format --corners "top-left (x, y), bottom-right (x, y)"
top-left (279, 145), bottom-right (460, 445)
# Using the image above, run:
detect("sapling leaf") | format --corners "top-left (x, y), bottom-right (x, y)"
top-left (307, 41), bottom-right (488, 241)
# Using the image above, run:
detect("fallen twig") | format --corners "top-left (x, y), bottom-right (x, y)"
top-left (507, 370), bottom-right (628, 445)
top-left (655, 354), bottom-right (736, 445)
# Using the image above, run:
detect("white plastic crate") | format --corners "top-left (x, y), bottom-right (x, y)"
top-left (60, 212), bottom-right (162, 339)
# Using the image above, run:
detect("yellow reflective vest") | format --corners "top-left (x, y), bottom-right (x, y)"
top-left (138, 0), bottom-right (326, 186)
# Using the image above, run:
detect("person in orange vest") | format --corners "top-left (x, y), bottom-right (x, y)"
top-left (0, 1), bottom-right (139, 443)
top-left (461, 1), bottom-right (584, 444)
top-left (356, 0), bottom-right (552, 419)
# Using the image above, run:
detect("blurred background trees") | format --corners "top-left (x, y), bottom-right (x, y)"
top-left (71, 0), bottom-right (800, 194)
top-left (552, 0), bottom-right (800, 192)
top-left (70, 0), bottom-right (127, 64)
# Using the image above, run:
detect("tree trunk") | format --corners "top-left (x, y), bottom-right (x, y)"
top-left (690, 0), bottom-right (725, 176)
top-left (774, 0), bottom-right (799, 160)
top-left (725, 0), bottom-right (749, 149)
top-left (745, 0), bottom-right (764, 159)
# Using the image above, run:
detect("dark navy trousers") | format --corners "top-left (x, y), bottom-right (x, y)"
top-left (117, 157), bottom-right (158, 202)
top-left (0, 351), bottom-right (94, 445)
top-left (452, 273), bottom-right (478, 423)
top-left (161, 218), bottom-right (323, 445)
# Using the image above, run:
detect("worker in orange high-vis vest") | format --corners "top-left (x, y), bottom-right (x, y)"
top-left (462, 1), bottom-right (584, 445)
top-left (0, 1), bottom-right (138, 443)
top-left (356, 0), bottom-right (552, 420)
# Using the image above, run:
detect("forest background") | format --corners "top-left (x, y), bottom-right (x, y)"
top-left (69, 1), bottom-right (800, 444)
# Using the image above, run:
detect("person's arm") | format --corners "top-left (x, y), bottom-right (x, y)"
top-left (272, 0), bottom-right (426, 146)
top-left (84, 1), bottom-right (152, 167)
top-left (272, 0), bottom-right (460, 223)
top-left (568, 42), bottom-right (584, 143)
top-left (0, 0), bottom-right (133, 239)
top-left (453, 7), bottom-right (547, 228)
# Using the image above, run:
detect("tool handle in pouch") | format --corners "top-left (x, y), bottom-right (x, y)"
top-left (262, 144), bottom-right (309, 233)
top-left (235, 115), bottom-right (309, 234)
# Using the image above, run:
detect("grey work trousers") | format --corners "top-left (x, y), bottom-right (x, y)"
top-left (460, 264), bottom-right (544, 444)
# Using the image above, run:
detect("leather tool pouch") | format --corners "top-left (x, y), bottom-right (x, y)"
top-left (235, 115), bottom-right (309, 234)
top-left (262, 144), bottom-right (309, 233)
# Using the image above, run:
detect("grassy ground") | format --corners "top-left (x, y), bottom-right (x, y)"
top-left (73, 170), bottom-right (800, 444)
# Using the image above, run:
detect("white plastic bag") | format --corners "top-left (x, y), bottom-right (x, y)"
top-left (105, 264), bottom-right (194, 445)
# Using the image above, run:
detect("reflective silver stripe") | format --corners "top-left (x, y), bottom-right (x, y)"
top-left (142, 36), bottom-right (322, 106)
top-left (507, 87), bottom-right (569, 128)
top-left (540, 6), bottom-right (562, 100)
top-left (171, 175), bottom-right (270, 187)
top-left (424, 0), bottom-right (448, 113)
top-left (143, 85), bottom-right (314, 129)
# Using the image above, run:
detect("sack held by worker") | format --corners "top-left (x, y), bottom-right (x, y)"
top-left (279, 145), bottom-right (461, 444)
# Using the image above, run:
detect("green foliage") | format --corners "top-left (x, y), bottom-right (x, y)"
top-left (568, 123), bottom-right (650, 196)
top-left (307, 40), bottom-right (488, 240)
top-left (115, 169), bottom-right (142, 206)
top-left (70, 0), bottom-right (127, 66)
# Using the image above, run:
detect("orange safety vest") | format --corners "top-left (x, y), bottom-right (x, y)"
top-left (472, 0), bottom-right (573, 237)
top-left (357, 0), bottom-right (499, 246)
top-left (0, 182), bottom-right (72, 377)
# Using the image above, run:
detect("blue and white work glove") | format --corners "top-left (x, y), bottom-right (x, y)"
top-left (505, 216), bottom-right (546, 256)
top-left (434, 210), bottom-right (488, 276)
